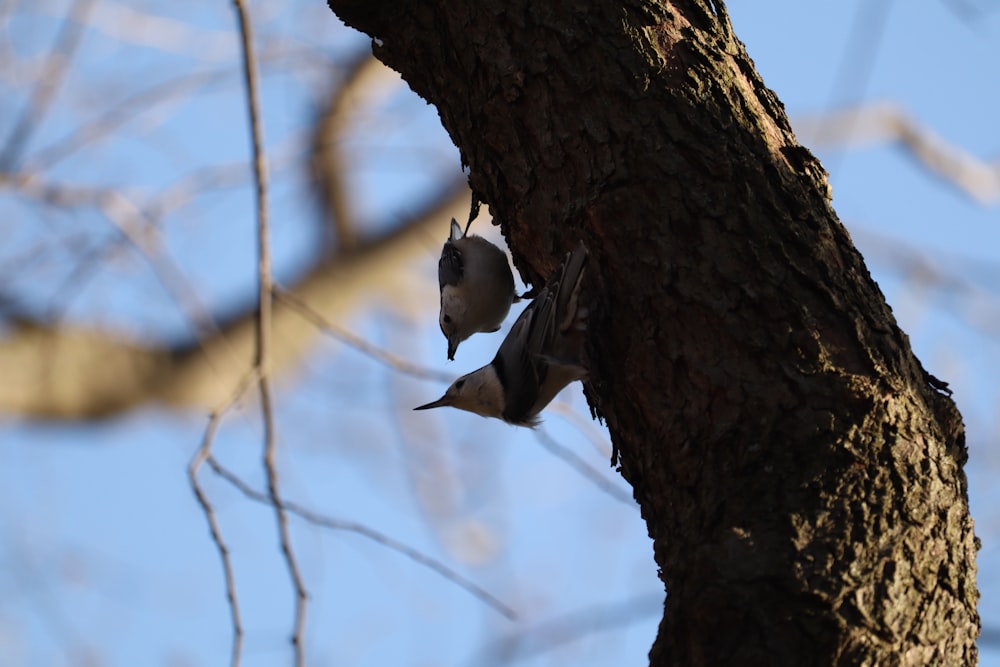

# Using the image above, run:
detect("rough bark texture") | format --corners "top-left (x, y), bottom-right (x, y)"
top-left (325, 1), bottom-right (980, 664)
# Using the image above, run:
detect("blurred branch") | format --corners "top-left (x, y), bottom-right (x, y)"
top-left (145, 147), bottom-right (302, 222)
top-left (533, 428), bottom-right (635, 507)
top-left (96, 188), bottom-right (232, 350)
top-left (467, 592), bottom-right (662, 666)
top-left (793, 102), bottom-right (1000, 205)
top-left (0, 171), bottom-right (238, 411)
top-left (547, 399), bottom-right (616, 461)
top-left (981, 626), bottom-right (1000, 646)
top-left (89, 0), bottom-right (236, 58)
top-left (25, 45), bottom-right (316, 171)
top-left (853, 226), bottom-right (1000, 336)
top-left (938, 0), bottom-right (999, 25)
top-left (0, 0), bottom-right (97, 169)
top-left (207, 455), bottom-right (518, 620)
top-left (0, 3), bottom-right (471, 422)
top-left (273, 285), bottom-right (453, 382)
top-left (819, 0), bottom-right (892, 179)
top-left (27, 64), bottom-right (236, 170)
top-left (311, 53), bottom-right (402, 253)
top-left (231, 0), bottom-right (307, 664)
top-left (0, 180), bottom-right (469, 418)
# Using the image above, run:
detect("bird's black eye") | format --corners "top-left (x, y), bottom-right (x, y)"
top-left (443, 314), bottom-right (452, 324)
top-left (455, 379), bottom-right (465, 390)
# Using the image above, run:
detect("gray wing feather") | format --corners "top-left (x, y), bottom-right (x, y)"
top-left (495, 302), bottom-right (545, 423)
top-left (438, 218), bottom-right (466, 289)
top-left (494, 242), bottom-right (588, 425)
top-left (439, 241), bottom-right (463, 288)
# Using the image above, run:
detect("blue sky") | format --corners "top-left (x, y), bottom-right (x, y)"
top-left (1, 1), bottom-right (998, 665)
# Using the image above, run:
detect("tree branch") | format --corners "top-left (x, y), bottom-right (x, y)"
top-left (533, 428), bottom-right (635, 507)
top-left (310, 53), bottom-right (403, 253)
top-left (188, 371), bottom-right (259, 667)
top-left (0, 0), bottom-right (97, 168)
top-left (231, 0), bottom-right (307, 662)
top-left (206, 455), bottom-right (518, 621)
top-left (794, 102), bottom-right (1000, 204)
top-left (0, 178), bottom-right (469, 418)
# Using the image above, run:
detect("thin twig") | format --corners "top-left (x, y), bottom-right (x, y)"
top-left (273, 285), bottom-right (453, 383)
top-left (188, 370), bottom-right (259, 667)
top-left (533, 428), bottom-right (635, 506)
top-left (311, 54), bottom-right (397, 253)
top-left (207, 456), bottom-right (517, 620)
top-left (231, 0), bottom-right (307, 663)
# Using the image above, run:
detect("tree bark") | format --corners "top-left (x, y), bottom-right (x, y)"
top-left (325, 1), bottom-right (980, 664)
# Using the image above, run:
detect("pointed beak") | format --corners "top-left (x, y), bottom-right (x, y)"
top-left (414, 395), bottom-right (451, 411)
top-left (447, 337), bottom-right (459, 361)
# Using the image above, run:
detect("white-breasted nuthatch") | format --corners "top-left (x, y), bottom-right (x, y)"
top-left (438, 218), bottom-right (517, 361)
top-left (416, 242), bottom-right (589, 426)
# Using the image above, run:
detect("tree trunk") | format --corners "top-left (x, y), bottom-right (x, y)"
top-left (324, 1), bottom-right (980, 664)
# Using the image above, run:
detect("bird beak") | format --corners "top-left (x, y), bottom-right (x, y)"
top-left (414, 395), bottom-right (451, 411)
top-left (447, 337), bottom-right (459, 361)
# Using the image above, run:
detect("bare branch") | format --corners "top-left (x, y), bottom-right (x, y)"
top-left (0, 177), bottom-right (470, 418)
top-left (793, 102), bottom-right (1000, 204)
top-left (231, 0), bottom-right (307, 663)
top-left (0, 0), bottom-right (97, 168)
top-left (533, 428), bottom-right (635, 507)
top-left (467, 593), bottom-right (662, 666)
top-left (96, 190), bottom-right (233, 352)
top-left (818, 0), bottom-right (893, 180)
top-left (89, 0), bottom-right (236, 59)
top-left (145, 145), bottom-right (303, 223)
top-left (3, 171), bottom-right (239, 373)
top-left (273, 285), bottom-right (453, 382)
top-left (311, 54), bottom-right (404, 253)
top-left (852, 227), bottom-right (1000, 336)
top-left (24, 44), bottom-right (322, 172)
top-left (546, 400), bottom-right (616, 461)
top-left (981, 625), bottom-right (1000, 646)
top-left (188, 372), bottom-right (260, 667)
top-left (206, 456), bottom-right (517, 621)
top-left (28, 65), bottom-right (236, 169)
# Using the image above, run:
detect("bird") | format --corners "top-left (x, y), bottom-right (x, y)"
top-left (437, 218), bottom-right (517, 360)
top-left (416, 242), bottom-right (589, 426)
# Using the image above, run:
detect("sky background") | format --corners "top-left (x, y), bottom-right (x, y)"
top-left (0, 1), bottom-right (998, 665)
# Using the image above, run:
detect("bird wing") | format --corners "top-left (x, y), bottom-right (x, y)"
top-left (438, 240), bottom-right (463, 289)
top-left (494, 302), bottom-right (545, 424)
top-left (438, 218), bottom-right (466, 289)
top-left (524, 286), bottom-right (556, 359)
top-left (491, 243), bottom-right (588, 425)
